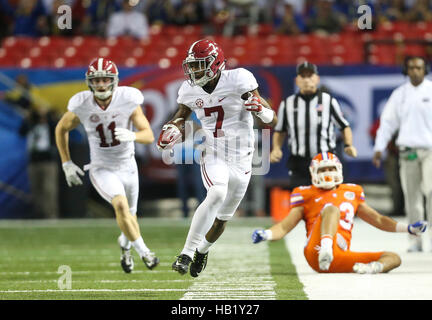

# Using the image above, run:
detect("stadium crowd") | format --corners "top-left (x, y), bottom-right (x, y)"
top-left (1, 0), bottom-right (432, 40)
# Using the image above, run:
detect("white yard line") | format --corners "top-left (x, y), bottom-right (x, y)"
top-left (181, 227), bottom-right (277, 300)
top-left (284, 218), bottom-right (432, 300)
top-left (0, 270), bottom-right (169, 275)
top-left (0, 289), bottom-right (187, 293)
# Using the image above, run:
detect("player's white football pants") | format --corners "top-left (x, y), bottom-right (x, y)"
top-left (181, 154), bottom-right (253, 258)
top-left (87, 159), bottom-right (139, 215)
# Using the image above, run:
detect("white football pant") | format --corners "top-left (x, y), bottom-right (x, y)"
top-left (181, 154), bottom-right (252, 258)
top-left (88, 159), bottom-right (139, 215)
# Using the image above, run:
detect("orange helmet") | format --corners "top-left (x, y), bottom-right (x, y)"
top-left (309, 152), bottom-right (343, 189)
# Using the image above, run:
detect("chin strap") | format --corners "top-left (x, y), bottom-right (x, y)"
top-left (94, 90), bottom-right (112, 100)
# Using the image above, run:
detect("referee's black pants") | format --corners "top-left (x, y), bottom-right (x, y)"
top-left (287, 155), bottom-right (312, 190)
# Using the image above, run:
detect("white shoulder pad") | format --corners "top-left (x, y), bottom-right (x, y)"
top-left (235, 68), bottom-right (258, 95)
top-left (67, 91), bottom-right (92, 113)
top-left (119, 86), bottom-right (144, 105)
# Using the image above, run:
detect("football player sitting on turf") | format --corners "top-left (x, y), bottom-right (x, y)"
top-left (252, 152), bottom-right (427, 274)
top-left (157, 39), bottom-right (277, 277)
top-left (55, 58), bottom-right (159, 273)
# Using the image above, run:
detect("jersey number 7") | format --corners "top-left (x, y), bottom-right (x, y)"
top-left (96, 121), bottom-right (120, 147)
top-left (204, 105), bottom-right (224, 138)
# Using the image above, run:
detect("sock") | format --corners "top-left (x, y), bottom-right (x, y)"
top-left (131, 236), bottom-right (150, 258)
top-left (118, 233), bottom-right (132, 250)
top-left (181, 185), bottom-right (226, 258)
top-left (372, 262), bottom-right (384, 273)
top-left (197, 238), bottom-right (213, 254)
top-left (320, 234), bottom-right (333, 251)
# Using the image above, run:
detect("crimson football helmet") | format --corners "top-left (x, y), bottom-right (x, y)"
top-left (183, 39), bottom-right (226, 87)
top-left (85, 58), bottom-right (119, 100)
top-left (309, 152), bottom-right (343, 189)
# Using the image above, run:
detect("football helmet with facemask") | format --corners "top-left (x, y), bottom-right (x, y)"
top-left (309, 152), bottom-right (343, 189)
top-left (85, 58), bottom-right (119, 100)
top-left (183, 39), bottom-right (226, 87)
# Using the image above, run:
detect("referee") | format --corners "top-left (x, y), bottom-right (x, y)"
top-left (270, 61), bottom-right (357, 189)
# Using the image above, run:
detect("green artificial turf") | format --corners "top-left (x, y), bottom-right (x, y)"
top-left (0, 218), bottom-right (306, 300)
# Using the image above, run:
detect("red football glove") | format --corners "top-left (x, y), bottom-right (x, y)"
top-left (157, 119), bottom-right (183, 151)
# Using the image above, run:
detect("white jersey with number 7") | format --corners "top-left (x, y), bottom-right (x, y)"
top-left (177, 68), bottom-right (259, 161)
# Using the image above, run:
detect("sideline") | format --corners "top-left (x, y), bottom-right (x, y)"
top-left (284, 218), bottom-right (432, 300)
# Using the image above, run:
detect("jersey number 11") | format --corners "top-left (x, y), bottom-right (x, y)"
top-left (96, 121), bottom-right (120, 147)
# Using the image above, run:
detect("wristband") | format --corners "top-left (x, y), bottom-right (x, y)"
top-left (62, 160), bottom-right (73, 167)
top-left (256, 107), bottom-right (274, 124)
top-left (264, 229), bottom-right (273, 241)
top-left (395, 222), bottom-right (408, 233)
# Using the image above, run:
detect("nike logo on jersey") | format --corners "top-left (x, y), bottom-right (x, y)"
top-left (218, 97), bottom-right (227, 102)
top-left (314, 197), bottom-right (322, 202)
top-left (245, 171), bottom-right (251, 174)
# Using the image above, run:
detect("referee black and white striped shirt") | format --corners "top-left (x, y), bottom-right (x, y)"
top-left (275, 89), bottom-right (349, 158)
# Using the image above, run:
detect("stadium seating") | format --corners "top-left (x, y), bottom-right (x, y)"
top-left (0, 22), bottom-right (430, 68)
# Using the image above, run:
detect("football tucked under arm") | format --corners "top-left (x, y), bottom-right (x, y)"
top-left (156, 118), bottom-right (185, 151)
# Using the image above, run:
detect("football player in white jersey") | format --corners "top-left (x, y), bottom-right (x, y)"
top-left (157, 39), bottom-right (277, 277)
top-left (55, 57), bottom-right (159, 273)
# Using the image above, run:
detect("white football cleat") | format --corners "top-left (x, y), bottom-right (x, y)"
top-left (353, 262), bottom-right (383, 274)
top-left (120, 248), bottom-right (134, 273)
top-left (118, 236), bottom-right (134, 273)
top-left (142, 251), bottom-right (160, 270)
top-left (318, 248), bottom-right (333, 271)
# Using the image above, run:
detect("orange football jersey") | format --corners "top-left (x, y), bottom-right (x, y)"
top-left (290, 183), bottom-right (365, 249)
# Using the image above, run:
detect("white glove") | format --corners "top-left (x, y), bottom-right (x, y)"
top-left (408, 220), bottom-right (428, 235)
top-left (62, 161), bottom-right (84, 187)
top-left (114, 128), bottom-right (136, 142)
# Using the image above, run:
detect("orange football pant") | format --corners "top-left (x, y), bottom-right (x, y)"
top-left (304, 216), bottom-right (383, 273)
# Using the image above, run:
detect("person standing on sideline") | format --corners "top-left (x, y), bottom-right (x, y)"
top-left (55, 57), bottom-right (159, 273)
top-left (373, 56), bottom-right (432, 252)
top-left (270, 61), bottom-right (357, 189)
top-left (20, 107), bottom-right (59, 219)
